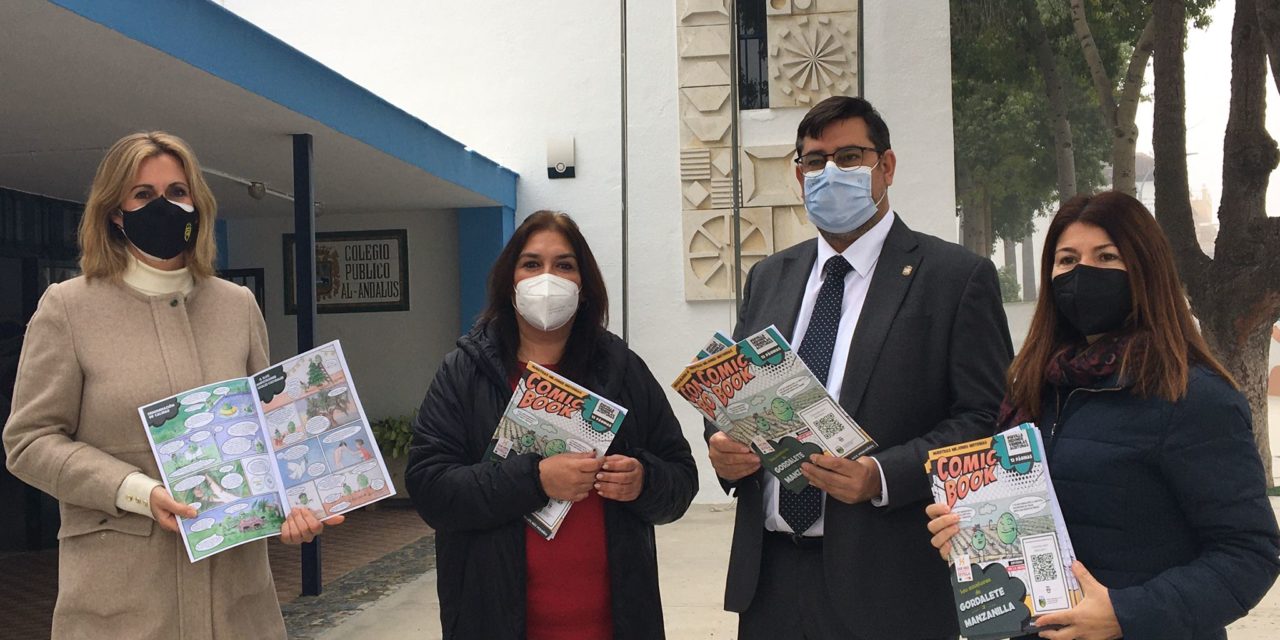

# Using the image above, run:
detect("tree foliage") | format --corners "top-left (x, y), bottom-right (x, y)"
top-left (951, 0), bottom-right (1113, 255)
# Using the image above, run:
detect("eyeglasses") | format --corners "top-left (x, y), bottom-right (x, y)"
top-left (795, 144), bottom-right (880, 176)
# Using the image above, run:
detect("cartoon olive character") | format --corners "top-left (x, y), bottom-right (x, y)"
top-left (753, 413), bottom-right (771, 434)
top-left (519, 431), bottom-right (537, 448)
top-left (770, 397), bottom-right (795, 422)
top-left (996, 512), bottom-right (1019, 544)
top-left (544, 439), bottom-right (567, 456)
top-left (971, 526), bottom-right (987, 551)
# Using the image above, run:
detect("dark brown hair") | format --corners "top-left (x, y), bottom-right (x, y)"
top-left (479, 210), bottom-right (609, 380)
top-left (795, 96), bottom-right (892, 155)
top-left (1006, 191), bottom-right (1235, 417)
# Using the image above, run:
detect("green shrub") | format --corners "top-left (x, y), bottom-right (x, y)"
top-left (997, 265), bottom-right (1022, 303)
top-left (370, 413), bottom-right (415, 459)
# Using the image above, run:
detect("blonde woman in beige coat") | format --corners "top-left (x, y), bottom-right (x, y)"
top-left (3, 132), bottom-right (340, 640)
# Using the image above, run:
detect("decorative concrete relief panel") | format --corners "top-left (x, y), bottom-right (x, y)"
top-left (683, 208), bottom-right (774, 300)
top-left (681, 148), bottom-right (738, 211)
top-left (767, 13), bottom-right (858, 108)
top-left (678, 0), bottom-right (731, 26)
top-left (680, 60), bottom-right (732, 88)
top-left (709, 176), bottom-right (738, 209)
top-left (679, 97), bottom-right (732, 149)
top-left (709, 148), bottom-right (734, 177)
top-left (772, 205), bottom-right (818, 252)
top-left (681, 149), bottom-right (713, 180)
top-left (766, 0), bottom-right (793, 15)
top-left (741, 145), bottom-right (803, 208)
top-left (681, 86), bottom-right (731, 113)
top-left (681, 149), bottom-right (712, 208)
top-left (793, 0), bottom-right (858, 14)
top-left (678, 79), bottom-right (734, 149)
top-left (679, 24), bottom-right (733, 59)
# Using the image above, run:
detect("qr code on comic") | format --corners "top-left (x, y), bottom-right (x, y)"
top-left (1031, 552), bottom-right (1059, 582)
top-left (814, 413), bottom-right (843, 439)
top-left (1005, 430), bottom-right (1030, 452)
top-left (593, 402), bottom-right (618, 426)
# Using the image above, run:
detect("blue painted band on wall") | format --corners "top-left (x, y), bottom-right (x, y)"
top-left (457, 206), bottom-right (515, 335)
top-left (49, 0), bottom-right (518, 209)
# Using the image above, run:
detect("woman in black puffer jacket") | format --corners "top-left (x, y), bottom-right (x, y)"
top-left (928, 192), bottom-right (1280, 640)
top-left (406, 211), bottom-right (697, 640)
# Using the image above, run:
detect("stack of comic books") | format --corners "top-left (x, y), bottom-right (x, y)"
top-left (139, 341), bottom-right (395, 562)
top-left (671, 326), bottom-right (877, 492)
top-left (486, 361), bottom-right (626, 539)
top-left (925, 424), bottom-right (1082, 640)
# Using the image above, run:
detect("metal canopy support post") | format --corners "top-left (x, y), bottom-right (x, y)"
top-left (292, 133), bottom-right (322, 597)
top-left (457, 206), bottom-right (515, 334)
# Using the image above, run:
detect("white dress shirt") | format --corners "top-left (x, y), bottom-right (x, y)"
top-left (763, 210), bottom-right (895, 536)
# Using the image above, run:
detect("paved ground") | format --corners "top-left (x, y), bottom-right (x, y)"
top-left (307, 500), bottom-right (1280, 639)
top-left (0, 502), bottom-right (431, 640)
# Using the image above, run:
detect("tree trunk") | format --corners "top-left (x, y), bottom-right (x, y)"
top-left (1070, 0), bottom-right (1118, 127)
top-left (1256, 0), bottom-right (1280, 95)
top-left (1021, 236), bottom-right (1038, 302)
top-left (1112, 19), bottom-right (1155, 197)
top-left (1025, 0), bottom-right (1077, 201)
top-left (1003, 237), bottom-right (1017, 273)
top-left (1202, 317), bottom-right (1278, 489)
top-left (961, 187), bottom-right (994, 258)
top-left (982, 191), bottom-right (994, 259)
top-left (1154, 0), bottom-right (1280, 486)
top-left (1070, 1), bottom-right (1152, 196)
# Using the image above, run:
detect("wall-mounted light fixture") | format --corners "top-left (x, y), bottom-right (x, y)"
top-left (547, 136), bottom-right (575, 179)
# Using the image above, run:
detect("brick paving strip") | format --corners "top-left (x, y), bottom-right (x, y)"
top-left (282, 533), bottom-right (436, 639)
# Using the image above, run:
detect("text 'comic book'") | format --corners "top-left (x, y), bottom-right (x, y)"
top-left (487, 362), bottom-right (625, 539)
top-left (672, 326), bottom-right (876, 492)
top-left (925, 424), bottom-right (1082, 640)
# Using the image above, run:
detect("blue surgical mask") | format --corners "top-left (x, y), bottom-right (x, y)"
top-left (803, 161), bottom-right (885, 234)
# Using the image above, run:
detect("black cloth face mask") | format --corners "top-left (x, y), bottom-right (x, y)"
top-left (1051, 264), bottom-right (1133, 337)
top-left (118, 197), bottom-right (199, 260)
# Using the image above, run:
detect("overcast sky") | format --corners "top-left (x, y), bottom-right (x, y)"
top-left (1134, 0), bottom-right (1280, 216)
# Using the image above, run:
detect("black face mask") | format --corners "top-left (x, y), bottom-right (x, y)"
top-left (118, 197), bottom-right (199, 260)
top-left (1051, 264), bottom-right (1132, 337)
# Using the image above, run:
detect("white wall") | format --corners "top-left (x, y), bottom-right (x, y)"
top-left (224, 209), bottom-right (459, 424)
top-left (216, 0), bottom-right (957, 502)
top-left (863, 1), bottom-right (958, 241)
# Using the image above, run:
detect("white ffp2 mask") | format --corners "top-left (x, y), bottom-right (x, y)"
top-left (514, 273), bottom-right (580, 331)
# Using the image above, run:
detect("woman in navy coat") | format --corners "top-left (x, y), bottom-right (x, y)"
top-left (928, 192), bottom-right (1280, 640)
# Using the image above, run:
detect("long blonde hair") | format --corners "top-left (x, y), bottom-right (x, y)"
top-left (78, 132), bottom-right (218, 279)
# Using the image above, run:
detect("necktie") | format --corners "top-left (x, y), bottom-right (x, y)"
top-left (779, 255), bottom-right (853, 534)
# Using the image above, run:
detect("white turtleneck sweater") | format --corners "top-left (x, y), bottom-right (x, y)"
top-left (115, 254), bottom-right (195, 517)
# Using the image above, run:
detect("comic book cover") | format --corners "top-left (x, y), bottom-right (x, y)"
top-left (694, 331), bottom-right (734, 361)
top-left (486, 361), bottom-right (625, 539)
top-left (925, 424), bottom-right (1082, 640)
top-left (672, 325), bottom-right (877, 492)
top-left (139, 340), bottom-right (394, 562)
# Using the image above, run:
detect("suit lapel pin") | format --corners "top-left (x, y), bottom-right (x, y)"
top-left (902, 265), bottom-right (913, 277)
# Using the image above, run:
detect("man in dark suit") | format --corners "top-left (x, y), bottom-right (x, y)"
top-left (706, 96), bottom-right (1013, 639)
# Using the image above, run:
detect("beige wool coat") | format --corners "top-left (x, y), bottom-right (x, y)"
top-left (3, 275), bottom-right (285, 640)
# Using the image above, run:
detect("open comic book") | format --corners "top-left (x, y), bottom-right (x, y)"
top-left (139, 341), bottom-right (394, 562)
top-left (925, 424), bottom-right (1082, 640)
top-left (672, 326), bottom-right (877, 492)
top-left (486, 361), bottom-right (625, 539)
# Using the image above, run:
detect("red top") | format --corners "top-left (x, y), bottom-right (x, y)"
top-left (511, 365), bottom-right (613, 640)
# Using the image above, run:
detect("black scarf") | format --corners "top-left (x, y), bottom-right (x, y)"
top-left (996, 334), bottom-right (1132, 430)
